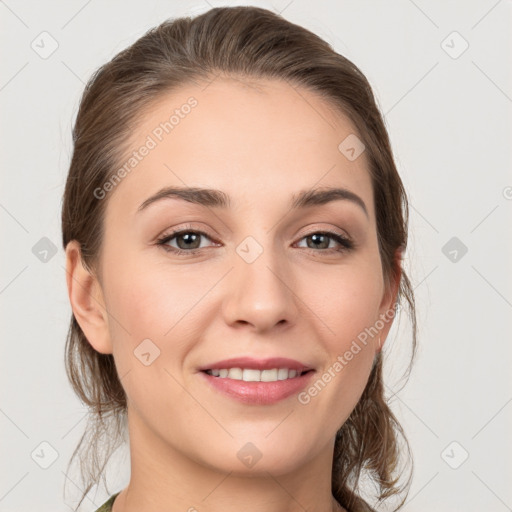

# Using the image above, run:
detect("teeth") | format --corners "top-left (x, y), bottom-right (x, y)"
top-left (242, 369), bottom-right (260, 382)
top-left (206, 367), bottom-right (304, 382)
top-left (261, 369), bottom-right (277, 382)
top-left (228, 368), bottom-right (243, 380)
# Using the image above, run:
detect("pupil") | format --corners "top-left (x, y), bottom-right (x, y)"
top-left (179, 232), bottom-right (199, 249)
top-left (310, 233), bottom-right (328, 249)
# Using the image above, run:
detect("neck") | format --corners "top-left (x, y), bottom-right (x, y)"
top-left (112, 407), bottom-right (347, 512)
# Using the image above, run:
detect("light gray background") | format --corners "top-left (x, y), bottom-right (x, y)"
top-left (1, 1), bottom-right (511, 511)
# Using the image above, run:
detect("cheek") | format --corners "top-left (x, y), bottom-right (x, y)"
top-left (100, 220), bottom-right (201, 327)
top-left (102, 254), bottom-right (214, 360)
top-left (101, 262), bottom-right (206, 411)
top-left (305, 258), bottom-right (383, 347)
top-left (298, 259), bottom-right (382, 414)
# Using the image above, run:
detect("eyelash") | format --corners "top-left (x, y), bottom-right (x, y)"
top-left (156, 225), bottom-right (354, 256)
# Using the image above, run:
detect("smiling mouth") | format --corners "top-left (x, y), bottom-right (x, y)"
top-left (202, 367), bottom-right (313, 382)
top-left (199, 366), bottom-right (316, 405)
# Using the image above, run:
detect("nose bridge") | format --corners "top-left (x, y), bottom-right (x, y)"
top-left (222, 232), bottom-right (298, 331)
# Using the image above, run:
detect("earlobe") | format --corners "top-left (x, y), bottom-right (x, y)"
top-left (65, 240), bottom-right (113, 354)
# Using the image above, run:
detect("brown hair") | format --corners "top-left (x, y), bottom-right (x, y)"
top-left (62, 6), bottom-right (416, 511)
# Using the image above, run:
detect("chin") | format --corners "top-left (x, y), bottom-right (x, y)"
top-left (196, 436), bottom-right (310, 477)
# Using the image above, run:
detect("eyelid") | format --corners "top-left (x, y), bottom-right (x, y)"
top-left (294, 223), bottom-right (355, 246)
top-left (296, 224), bottom-right (352, 242)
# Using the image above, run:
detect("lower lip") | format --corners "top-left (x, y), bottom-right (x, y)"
top-left (199, 370), bottom-right (315, 405)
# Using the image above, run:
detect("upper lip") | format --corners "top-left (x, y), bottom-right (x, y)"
top-left (198, 357), bottom-right (314, 372)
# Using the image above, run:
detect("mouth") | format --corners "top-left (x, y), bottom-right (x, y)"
top-left (202, 367), bottom-right (313, 382)
top-left (198, 357), bottom-right (316, 404)
top-left (198, 356), bottom-right (314, 374)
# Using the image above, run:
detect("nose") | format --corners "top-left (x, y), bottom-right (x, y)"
top-left (221, 241), bottom-right (299, 333)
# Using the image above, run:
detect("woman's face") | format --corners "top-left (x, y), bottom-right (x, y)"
top-left (75, 77), bottom-right (398, 476)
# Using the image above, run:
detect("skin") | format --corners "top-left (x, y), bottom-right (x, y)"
top-left (66, 76), bottom-right (400, 512)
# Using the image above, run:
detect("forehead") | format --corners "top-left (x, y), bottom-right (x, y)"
top-left (105, 76), bottom-right (373, 218)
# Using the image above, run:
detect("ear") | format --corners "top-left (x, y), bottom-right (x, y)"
top-left (65, 240), bottom-right (113, 354)
top-left (375, 246), bottom-right (403, 353)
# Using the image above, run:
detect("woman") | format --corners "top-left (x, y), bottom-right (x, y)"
top-left (62, 6), bottom-right (416, 512)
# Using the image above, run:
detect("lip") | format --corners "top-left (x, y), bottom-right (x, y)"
top-left (197, 357), bottom-right (314, 373)
top-left (199, 369), bottom-right (315, 405)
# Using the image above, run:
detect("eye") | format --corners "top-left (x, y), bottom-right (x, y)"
top-left (156, 227), bottom-right (354, 256)
top-left (156, 228), bottom-right (218, 254)
top-left (295, 231), bottom-right (354, 253)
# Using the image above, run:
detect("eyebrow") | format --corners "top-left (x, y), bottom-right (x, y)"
top-left (137, 186), bottom-right (368, 217)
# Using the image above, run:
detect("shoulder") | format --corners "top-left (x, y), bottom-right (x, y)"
top-left (94, 492), bottom-right (121, 512)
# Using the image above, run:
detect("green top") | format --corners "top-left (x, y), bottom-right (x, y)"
top-left (94, 492), bottom-right (121, 512)
top-left (92, 491), bottom-right (371, 512)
